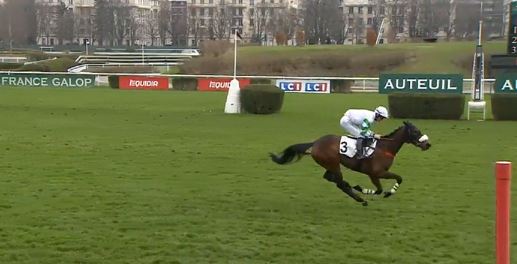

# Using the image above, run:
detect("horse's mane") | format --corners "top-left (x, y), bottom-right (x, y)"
top-left (382, 125), bottom-right (405, 138)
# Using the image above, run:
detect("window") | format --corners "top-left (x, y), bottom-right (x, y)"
top-left (250, 18), bottom-right (254, 26)
top-left (367, 18), bottom-right (372, 25)
top-left (367, 6), bottom-right (372, 14)
top-left (358, 7), bottom-right (362, 14)
top-left (380, 6), bottom-right (385, 15)
top-left (348, 7), bottom-right (353, 14)
top-left (209, 8), bottom-right (213, 15)
top-left (250, 0), bottom-right (254, 5)
top-left (249, 8), bottom-right (254, 16)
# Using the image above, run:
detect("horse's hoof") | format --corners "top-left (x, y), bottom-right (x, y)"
top-left (353, 185), bottom-right (363, 192)
top-left (384, 192), bottom-right (393, 198)
top-left (362, 201), bottom-right (368, 206)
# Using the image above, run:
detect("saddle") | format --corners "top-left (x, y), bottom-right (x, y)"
top-left (339, 136), bottom-right (377, 159)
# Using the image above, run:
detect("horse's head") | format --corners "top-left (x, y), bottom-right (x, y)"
top-left (403, 121), bottom-right (431, 151)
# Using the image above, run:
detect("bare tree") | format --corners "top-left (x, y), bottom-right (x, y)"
top-left (112, 1), bottom-right (131, 46)
top-left (250, 6), bottom-right (270, 44)
top-left (36, 2), bottom-right (53, 45)
top-left (56, 3), bottom-right (75, 45)
top-left (158, 1), bottom-right (170, 45)
top-left (3, 0), bottom-right (37, 45)
top-left (209, 4), bottom-right (232, 40)
top-left (303, 0), bottom-right (343, 44)
top-left (94, 0), bottom-right (113, 46)
top-left (449, 1), bottom-right (479, 39)
top-left (146, 10), bottom-right (160, 46)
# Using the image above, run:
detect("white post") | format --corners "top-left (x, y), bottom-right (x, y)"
top-left (142, 42), bottom-right (145, 65)
top-left (376, 18), bottom-right (385, 45)
top-left (233, 31), bottom-right (237, 80)
top-left (85, 40), bottom-right (89, 56)
top-left (225, 30), bottom-right (241, 114)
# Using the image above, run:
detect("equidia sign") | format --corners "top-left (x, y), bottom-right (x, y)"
top-left (197, 78), bottom-right (251, 91)
top-left (379, 74), bottom-right (463, 94)
top-left (119, 76), bottom-right (169, 90)
top-left (0, 73), bottom-right (95, 87)
top-left (275, 80), bottom-right (330, 93)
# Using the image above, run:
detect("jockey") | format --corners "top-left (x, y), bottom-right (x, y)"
top-left (339, 106), bottom-right (389, 157)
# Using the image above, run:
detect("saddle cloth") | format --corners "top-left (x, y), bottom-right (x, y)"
top-left (339, 136), bottom-right (377, 159)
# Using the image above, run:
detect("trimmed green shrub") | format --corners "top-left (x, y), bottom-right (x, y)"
top-left (331, 79), bottom-right (354, 93)
top-left (0, 63), bottom-right (23, 70)
top-left (172, 77), bottom-right (197, 90)
top-left (108, 76), bottom-right (119, 89)
top-left (17, 57), bottom-right (76, 72)
top-left (388, 93), bottom-right (465, 120)
top-left (492, 94), bottom-right (517, 120)
top-left (240, 84), bottom-right (284, 114)
top-left (250, 78), bottom-right (271, 84)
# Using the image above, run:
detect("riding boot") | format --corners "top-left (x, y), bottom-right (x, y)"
top-left (356, 138), bottom-right (363, 158)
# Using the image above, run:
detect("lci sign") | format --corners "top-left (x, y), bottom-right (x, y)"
top-left (275, 80), bottom-right (330, 93)
top-left (495, 74), bottom-right (517, 93)
top-left (0, 73), bottom-right (95, 87)
top-left (379, 74), bottom-right (463, 94)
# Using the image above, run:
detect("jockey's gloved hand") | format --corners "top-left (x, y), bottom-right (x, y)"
top-left (374, 134), bottom-right (381, 139)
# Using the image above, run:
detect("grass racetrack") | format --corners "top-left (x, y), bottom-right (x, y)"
top-left (0, 87), bottom-right (516, 263)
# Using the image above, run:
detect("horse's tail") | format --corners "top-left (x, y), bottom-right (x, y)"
top-left (269, 142), bottom-right (313, 165)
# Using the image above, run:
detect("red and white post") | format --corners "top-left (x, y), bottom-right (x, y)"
top-left (495, 161), bottom-right (512, 264)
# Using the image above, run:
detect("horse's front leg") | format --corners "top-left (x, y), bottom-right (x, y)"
top-left (353, 176), bottom-right (383, 195)
top-left (379, 171), bottom-right (403, 198)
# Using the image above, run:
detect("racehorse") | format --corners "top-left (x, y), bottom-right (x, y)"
top-left (269, 121), bottom-right (431, 206)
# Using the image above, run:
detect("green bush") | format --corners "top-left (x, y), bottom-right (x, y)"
top-left (17, 57), bottom-right (76, 72)
top-left (331, 79), bottom-right (354, 93)
top-left (250, 79), bottom-right (271, 84)
top-left (240, 84), bottom-right (284, 114)
top-left (108, 76), bottom-right (119, 89)
top-left (0, 63), bottom-right (23, 70)
top-left (172, 77), bottom-right (197, 90)
top-left (388, 93), bottom-right (465, 120)
top-left (492, 94), bottom-right (517, 120)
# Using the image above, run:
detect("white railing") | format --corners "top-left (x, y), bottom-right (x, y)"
top-left (0, 71), bottom-right (498, 93)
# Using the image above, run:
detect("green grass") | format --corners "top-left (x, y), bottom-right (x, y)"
top-left (0, 87), bottom-right (515, 264)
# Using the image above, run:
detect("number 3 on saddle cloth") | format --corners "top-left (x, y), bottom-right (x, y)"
top-left (339, 136), bottom-right (377, 159)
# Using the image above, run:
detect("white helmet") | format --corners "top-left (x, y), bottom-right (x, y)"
top-left (374, 106), bottom-right (389, 118)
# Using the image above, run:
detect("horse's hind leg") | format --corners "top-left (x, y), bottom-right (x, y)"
top-left (353, 176), bottom-right (383, 195)
top-left (323, 170), bottom-right (368, 206)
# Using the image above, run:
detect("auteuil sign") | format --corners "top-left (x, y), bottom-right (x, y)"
top-left (0, 73), bottom-right (95, 87)
top-left (379, 74), bottom-right (463, 94)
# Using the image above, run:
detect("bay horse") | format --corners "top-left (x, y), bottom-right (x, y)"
top-left (270, 121), bottom-right (431, 206)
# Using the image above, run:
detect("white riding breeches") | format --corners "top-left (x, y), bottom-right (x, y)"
top-left (340, 115), bottom-right (362, 137)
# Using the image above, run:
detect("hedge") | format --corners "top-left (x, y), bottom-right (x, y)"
top-left (331, 79), bottom-right (354, 93)
top-left (0, 63), bottom-right (23, 70)
top-left (492, 94), bottom-right (517, 120)
top-left (108, 76), bottom-right (119, 89)
top-left (172, 77), bottom-right (197, 90)
top-left (388, 93), bottom-right (465, 120)
top-left (240, 84), bottom-right (284, 114)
